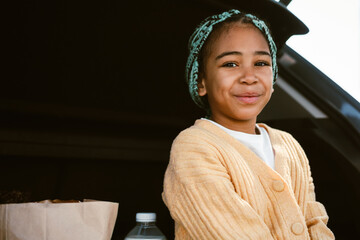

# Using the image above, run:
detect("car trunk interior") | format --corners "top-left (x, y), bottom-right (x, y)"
top-left (2, 0), bottom-right (359, 239)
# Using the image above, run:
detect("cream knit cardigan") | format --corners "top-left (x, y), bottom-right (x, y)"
top-left (162, 119), bottom-right (334, 240)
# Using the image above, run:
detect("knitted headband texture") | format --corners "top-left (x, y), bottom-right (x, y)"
top-left (185, 9), bottom-right (278, 109)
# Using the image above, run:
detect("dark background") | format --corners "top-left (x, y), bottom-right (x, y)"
top-left (1, 0), bottom-right (359, 239)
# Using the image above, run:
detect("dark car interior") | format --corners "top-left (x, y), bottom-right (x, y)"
top-left (2, 0), bottom-right (360, 239)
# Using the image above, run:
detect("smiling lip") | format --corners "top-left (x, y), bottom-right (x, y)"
top-left (235, 93), bottom-right (261, 104)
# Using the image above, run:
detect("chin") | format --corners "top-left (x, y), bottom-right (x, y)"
top-left (231, 109), bottom-right (262, 121)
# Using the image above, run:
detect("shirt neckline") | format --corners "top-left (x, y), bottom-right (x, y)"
top-left (201, 118), bottom-right (262, 138)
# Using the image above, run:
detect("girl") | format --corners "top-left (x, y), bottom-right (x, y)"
top-left (162, 9), bottom-right (334, 239)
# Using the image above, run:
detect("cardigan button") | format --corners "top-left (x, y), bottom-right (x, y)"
top-left (291, 222), bottom-right (304, 235)
top-left (272, 180), bottom-right (285, 192)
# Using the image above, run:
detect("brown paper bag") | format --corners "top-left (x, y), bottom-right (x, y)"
top-left (0, 199), bottom-right (118, 240)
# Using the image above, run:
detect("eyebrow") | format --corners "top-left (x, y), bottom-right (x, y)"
top-left (215, 51), bottom-right (271, 60)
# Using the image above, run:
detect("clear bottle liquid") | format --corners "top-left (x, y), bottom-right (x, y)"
top-left (124, 212), bottom-right (167, 240)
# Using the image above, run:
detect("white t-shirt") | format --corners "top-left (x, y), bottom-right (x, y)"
top-left (202, 119), bottom-right (275, 170)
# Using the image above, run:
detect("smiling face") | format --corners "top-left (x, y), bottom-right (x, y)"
top-left (198, 23), bottom-right (274, 133)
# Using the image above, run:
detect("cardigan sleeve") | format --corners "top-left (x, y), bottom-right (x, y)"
top-left (291, 135), bottom-right (335, 240)
top-left (162, 129), bottom-right (275, 240)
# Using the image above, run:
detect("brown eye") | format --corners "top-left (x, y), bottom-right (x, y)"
top-left (255, 61), bottom-right (270, 67)
top-left (222, 62), bottom-right (238, 68)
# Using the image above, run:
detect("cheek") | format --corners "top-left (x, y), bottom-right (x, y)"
top-left (207, 72), bottom-right (230, 91)
top-left (258, 67), bottom-right (273, 78)
top-left (258, 70), bottom-right (273, 86)
top-left (215, 71), bottom-right (238, 87)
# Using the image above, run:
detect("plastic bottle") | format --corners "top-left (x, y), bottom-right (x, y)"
top-left (124, 212), bottom-right (167, 240)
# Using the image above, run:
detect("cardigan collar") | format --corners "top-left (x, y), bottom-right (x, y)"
top-left (193, 119), bottom-right (290, 181)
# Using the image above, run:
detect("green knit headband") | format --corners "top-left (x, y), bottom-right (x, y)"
top-left (185, 9), bottom-right (278, 110)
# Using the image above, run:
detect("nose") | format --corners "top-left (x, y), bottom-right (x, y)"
top-left (239, 66), bottom-right (258, 84)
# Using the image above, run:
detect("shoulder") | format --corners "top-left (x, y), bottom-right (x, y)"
top-left (259, 123), bottom-right (303, 147)
top-left (173, 119), bottom-right (228, 146)
top-left (171, 121), bottom-right (220, 160)
top-left (169, 119), bottom-right (237, 170)
top-left (260, 123), bottom-right (310, 170)
top-left (259, 123), bottom-right (307, 159)
top-left (166, 120), bottom-right (230, 183)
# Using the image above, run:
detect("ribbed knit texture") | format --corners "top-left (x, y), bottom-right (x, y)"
top-left (162, 119), bottom-right (334, 240)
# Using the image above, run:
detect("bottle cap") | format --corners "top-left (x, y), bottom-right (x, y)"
top-left (136, 212), bottom-right (156, 222)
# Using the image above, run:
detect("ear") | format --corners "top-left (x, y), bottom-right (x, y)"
top-left (197, 76), bottom-right (207, 97)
